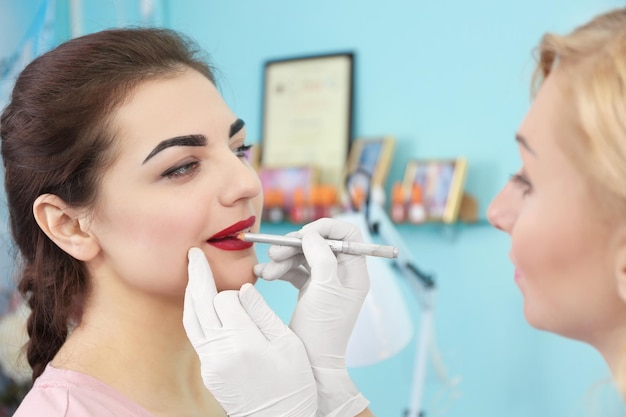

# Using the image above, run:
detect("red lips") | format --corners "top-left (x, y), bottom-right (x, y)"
top-left (206, 216), bottom-right (256, 251)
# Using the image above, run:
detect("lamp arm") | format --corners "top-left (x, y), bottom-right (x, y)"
top-left (366, 203), bottom-right (435, 291)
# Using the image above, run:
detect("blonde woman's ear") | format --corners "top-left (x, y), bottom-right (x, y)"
top-left (615, 253), bottom-right (626, 306)
top-left (32, 194), bottom-right (100, 261)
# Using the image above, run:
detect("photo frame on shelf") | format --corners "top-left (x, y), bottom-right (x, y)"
top-left (258, 165), bottom-right (318, 209)
top-left (346, 136), bottom-right (395, 188)
top-left (261, 52), bottom-right (354, 189)
top-left (402, 157), bottom-right (468, 223)
top-left (343, 136), bottom-right (395, 210)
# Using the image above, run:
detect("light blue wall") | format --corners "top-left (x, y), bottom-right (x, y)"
top-left (3, 1), bottom-right (626, 416)
top-left (0, 0), bottom-right (53, 314)
top-left (164, 0), bottom-right (621, 212)
top-left (165, 2), bottom-right (625, 416)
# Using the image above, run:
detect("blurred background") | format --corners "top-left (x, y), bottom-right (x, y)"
top-left (2, 1), bottom-right (626, 416)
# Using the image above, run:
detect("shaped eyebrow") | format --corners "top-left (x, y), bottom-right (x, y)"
top-left (230, 118), bottom-right (245, 138)
top-left (142, 119), bottom-right (245, 164)
top-left (142, 134), bottom-right (206, 164)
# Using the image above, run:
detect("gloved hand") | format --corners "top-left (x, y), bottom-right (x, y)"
top-left (183, 247), bottom-right (318, 417)
top-left (254, 218), bottom-right (371, 417)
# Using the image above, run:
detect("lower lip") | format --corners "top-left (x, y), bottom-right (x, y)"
top-left (514, 268), bottom-right (522, 281)
top-left (207, 237), bottom-right (254, 251)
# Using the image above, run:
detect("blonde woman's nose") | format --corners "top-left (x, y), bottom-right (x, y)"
top-left (487, 181), bottom-right (520, 233)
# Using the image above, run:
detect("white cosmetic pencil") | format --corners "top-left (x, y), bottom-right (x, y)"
top-left (237, 232), bottom-right (399, 259)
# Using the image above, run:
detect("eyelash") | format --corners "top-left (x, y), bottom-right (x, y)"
top-left (161, 144), bottom-right (253, 179)
top-left (510, 172), bottom-right (532, 196)
top-left (235, 144), bottom-right (253, 159)
top-left (162, 161), bottom-right (200, 179)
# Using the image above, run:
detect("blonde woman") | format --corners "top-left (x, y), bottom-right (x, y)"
top-left (488, 7), bottom-right (626, 398)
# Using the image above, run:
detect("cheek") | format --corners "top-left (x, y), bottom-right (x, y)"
top-left (252, 193), bottom-right (263, 232)
top-left (92, 197), bottom-right (206, 294)
top-left (511, 201), bottom-right (615, 334)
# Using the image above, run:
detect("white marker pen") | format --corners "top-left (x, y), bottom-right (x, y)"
top-left (237, 232), bottom-right (398, 259)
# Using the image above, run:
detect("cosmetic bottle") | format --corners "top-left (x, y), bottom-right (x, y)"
top-left (263, 189), bottom-right (285, 223)
top-left (311, 184), bottom-right (339, 219)
top-left (309, 186), bottom-right (322, 220)
top-left (290, 187), bottom-right (311, 224)
top-left (350, 185), bottom-right (366, 212)
top-left (407, 184), bottom-right (426, 224)
top-left (390, 182), bottom-right (406, 223)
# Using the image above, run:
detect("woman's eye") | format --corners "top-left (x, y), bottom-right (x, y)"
top-left (161, 161), bottom-right (199, 179)
top-left (510, 172), bottom-right (532, 196)
top-left (234, 144), bottom-right (253, 160)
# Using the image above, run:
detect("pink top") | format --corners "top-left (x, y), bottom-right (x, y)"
top-left (13, 365), bottom-right (155, 416)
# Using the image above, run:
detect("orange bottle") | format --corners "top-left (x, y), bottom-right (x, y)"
top-left (290, 187), bottom-right (311, 224)
top-left (390, 182), bottom-right (406, 223)
top-left (407, 184), bottom-right (426, 224)
top-left (263, 189), bottom-right (285, 223)
top-left (317, 184), bottom-right (339, 218)
top-left (350, 185), bottom-right (366, 211)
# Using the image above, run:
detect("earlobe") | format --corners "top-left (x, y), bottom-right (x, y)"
top-left (33, 194), bottom-right (100, 261)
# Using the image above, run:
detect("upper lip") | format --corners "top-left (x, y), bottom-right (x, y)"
top-left (208, 216), bottom-right (256, 241)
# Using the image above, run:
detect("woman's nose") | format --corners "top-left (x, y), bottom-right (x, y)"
top-left (487, 181), bottom-right (519, 233)
top-left (219, 153), bottom-right (262, 206)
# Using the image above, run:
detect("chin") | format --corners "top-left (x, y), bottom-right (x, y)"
top-left (216, 274), bottom-right (258, 292)
top-left (523, 306), bottom-right (567, 337)
top-left (213, 260), bottom-right (259, 292)
top-left (203, 246), bottom-right (259, 291)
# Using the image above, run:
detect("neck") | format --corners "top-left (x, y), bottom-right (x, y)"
top-left (583, 321), bottom-right (626, 399)
top-left (53, 274), bottom-right (223, 416)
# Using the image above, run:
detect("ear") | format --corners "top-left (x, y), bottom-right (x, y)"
top-left (33, 194), bottom-right (100, 261)
top-left (615, 234), bottom-right (626, 303)
top-left (616, 249), bottom-right (626, 304)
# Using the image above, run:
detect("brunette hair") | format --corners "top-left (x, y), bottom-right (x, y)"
top-left (0, 27), bottom-right (216, 381)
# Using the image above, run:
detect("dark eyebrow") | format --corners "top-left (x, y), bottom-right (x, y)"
top-left (515, 134), bottom-right (536, 156)
top-left (230, 118), bottom-right (245, 138)
top-left (142, 134), bottom-right (207, 164)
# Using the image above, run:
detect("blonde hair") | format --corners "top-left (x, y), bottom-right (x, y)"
top-left (532, 8), bottom-right (626, 398)
top-left (532, 8), bottom-right (626, 209)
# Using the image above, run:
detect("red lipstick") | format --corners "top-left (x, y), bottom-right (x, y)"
top-left (207, 216), bottom-right (256, 251)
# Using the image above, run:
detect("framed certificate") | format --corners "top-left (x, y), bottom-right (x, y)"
top-left (261, 52), bottom-right (354, 188)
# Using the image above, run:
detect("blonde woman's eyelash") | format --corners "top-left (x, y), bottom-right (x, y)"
top-left (510, 172), bottom-right (532, 194)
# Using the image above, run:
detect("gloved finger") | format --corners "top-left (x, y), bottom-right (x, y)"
top-left (239, 283), bottom-right (291, 341)
top-left (254, 253), bottom-right (308, 279)
top-left (183, 281), bottom-right (204, 343)
top-left (254, 263), bottom-right (310, 290)
top-left (213, 290), bottom-right (258, 330)
top-left (300, 230), bottom-right (339, 285)
top-left (301, 217), bottom-right (363, 242)
top-left (184, 248), bottom-right (221, 333)
top-left (266, 232), bottom-right (304, 261)
top-left (302, 218), bottom-right (369, 277)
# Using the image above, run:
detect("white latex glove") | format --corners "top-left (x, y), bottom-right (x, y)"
top-left (253, 218), bottom-right (371, 417)
top-left (183, 247), bottom-right (318, 417)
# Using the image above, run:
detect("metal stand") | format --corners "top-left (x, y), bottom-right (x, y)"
top-left (366, 203), bottom-right (436, 417)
